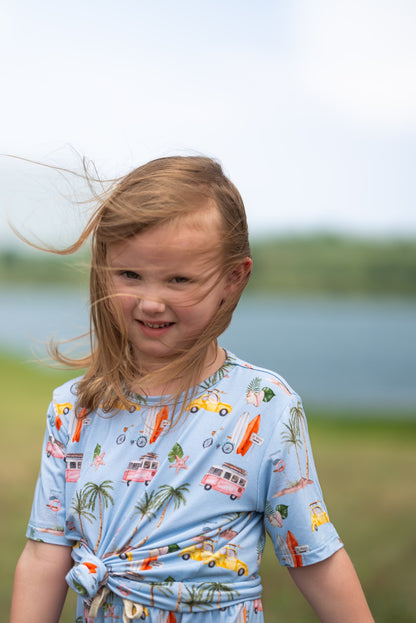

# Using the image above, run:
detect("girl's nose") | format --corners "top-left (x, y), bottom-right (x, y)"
top-left (137, 296), bottom-right (166, 315)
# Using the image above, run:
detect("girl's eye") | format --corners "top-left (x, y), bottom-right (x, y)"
top-left (171, 276), bottom-right (190, 284)
top-left (121, 270), bottom-right (141, 280)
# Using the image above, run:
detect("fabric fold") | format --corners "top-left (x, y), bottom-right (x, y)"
top-left (65, 540), bottom-right (262, 615)
top-left (66, 543), bottom-right (148, 620)
top-left (66, 545), bottom-right (108, 599)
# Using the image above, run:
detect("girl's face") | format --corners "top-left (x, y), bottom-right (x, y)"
top-left (107, 208), bottom-right (250, 374)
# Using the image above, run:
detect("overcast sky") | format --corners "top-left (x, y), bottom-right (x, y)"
top-left (1, 0), bottom-right (415, 249)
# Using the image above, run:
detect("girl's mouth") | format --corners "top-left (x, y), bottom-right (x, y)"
top-left (140, 321), bottom-right (174, 329)
top-left (137, 320), bottom-right (175, 338)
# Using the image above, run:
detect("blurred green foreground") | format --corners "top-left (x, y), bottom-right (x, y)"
top-left (2, 353), bottom-right (415, 622)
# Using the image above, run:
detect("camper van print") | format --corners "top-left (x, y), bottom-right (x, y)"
top-left (122, 453), bottom-right (160, 486)
top-left (200, 462), bottom-right (247, 500)
top-left (203, 412), bottom-right (263, 456)
top-left (65, 453), bottom-right (83, 482)
top-left (116, 406), bottom-right (169, 448)
top-left (46, 435), bottom-right (66, 459)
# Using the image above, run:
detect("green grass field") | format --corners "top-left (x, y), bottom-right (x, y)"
top-left (2, 352), bottom-right (415, 622)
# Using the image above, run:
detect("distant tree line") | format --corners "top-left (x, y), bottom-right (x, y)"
top-left (247, 235), bottom-right (416, 297)
top-left (1, 235), bottom-right (415, 296)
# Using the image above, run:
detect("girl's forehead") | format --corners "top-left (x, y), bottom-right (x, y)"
top-left (108, 208), bottom-right (224, 264)
top-left (157, 203), bottom-right (221, 234)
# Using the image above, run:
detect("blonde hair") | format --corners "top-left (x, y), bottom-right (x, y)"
top-left (47, 155), bottom-right (251, 415)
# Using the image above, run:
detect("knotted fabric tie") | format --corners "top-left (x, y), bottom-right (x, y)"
top-left (66, 545), bottom-right (145, 621)
top-left (65, 539), bottom-right (263, 615)
top-left (89, 587), bottom-right (145, 623)
top-left (66, 548), bottom-right (108, 599)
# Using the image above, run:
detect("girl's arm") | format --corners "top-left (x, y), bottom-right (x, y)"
top-left (10, 539), bottom-right (73, 623)
top-left (288, 547), bottom-right (374, 623)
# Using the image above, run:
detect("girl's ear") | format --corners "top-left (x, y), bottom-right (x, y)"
top-left (225, 257), bottom-right (253, 292)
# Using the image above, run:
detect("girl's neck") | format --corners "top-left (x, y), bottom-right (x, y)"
top-left (129, 343), bottom-right (226, 397)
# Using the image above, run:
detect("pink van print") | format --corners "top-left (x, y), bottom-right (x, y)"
top-left (200, 462), bottom-right (247, 500)
top-left (122, 453), bottom-right (160, 486)
top-left (46, 435), bottom-right (66, 459)
top-left (253, 598), bottom-right (263, 614)
top-left (65, 453), bottom-right (83, 482)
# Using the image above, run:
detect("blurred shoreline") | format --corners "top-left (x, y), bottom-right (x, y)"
top-left (1, 234), bottom-right (415, 297)
top-left (2, 234), bottom-right (415, 415)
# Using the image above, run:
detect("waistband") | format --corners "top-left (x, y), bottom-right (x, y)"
top-left (66, 541), bottom-right (262, 616)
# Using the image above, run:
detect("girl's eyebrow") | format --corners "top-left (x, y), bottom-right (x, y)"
top-left (107, 256), bottom-right (138, 268)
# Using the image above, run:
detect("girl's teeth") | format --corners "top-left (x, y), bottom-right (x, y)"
top-left (144, 322), bottom-right (171, 328)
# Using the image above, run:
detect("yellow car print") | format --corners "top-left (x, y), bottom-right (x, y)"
top-left (310, 501), bottom-right (330, 531)
top-left (180, 541), bottom-right (248, 576)
top-left (54, 402), bottom-right (73, 416)
top-left (185, 391), bottom-right (232, 416)
top-left (179, 540), bottom-right (216, 563)
top-left (213, 545), bottom-right (248, 576)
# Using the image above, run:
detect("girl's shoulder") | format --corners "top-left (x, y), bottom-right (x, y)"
top-left (51, 374), bottom-right (84, 404)
top-left (222, 350), bottom-right (298, 401)
top-left (218, 352), bottom-right (304, 437)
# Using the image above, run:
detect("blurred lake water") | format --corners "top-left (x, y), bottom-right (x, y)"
top-left (1, 286), bottom-right (415, 413)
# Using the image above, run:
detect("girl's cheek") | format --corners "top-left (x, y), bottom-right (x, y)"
top-left (106, 290), bottom-right (135, 322)
top-left (113, 287), bottom-right (139, 306)
top-left (176, 285), bottom-right (216, 308)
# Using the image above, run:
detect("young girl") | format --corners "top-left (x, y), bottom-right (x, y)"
top-left (10, 156), bottom-right (373, 623)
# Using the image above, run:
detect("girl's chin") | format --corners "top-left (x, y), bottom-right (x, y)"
top-left (130, 344), bottom-right (183, 370)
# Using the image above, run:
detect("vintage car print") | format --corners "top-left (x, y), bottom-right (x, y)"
top-left (186, 390), bottom-right (232, 416)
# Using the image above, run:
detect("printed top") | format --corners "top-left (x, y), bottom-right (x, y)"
top-left (27, 351), bottom-right (343, 617)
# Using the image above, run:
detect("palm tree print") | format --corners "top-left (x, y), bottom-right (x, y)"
top-left (115, 485), bottom-right (188, 561)
top-left (174, 581), bottom-right (182, 612)
top-left (200, 581), bottom-right (238, 609)
top-left (199, 356), bottom-right (235, 391)
top-left (71, 490), bottom-right (95, 541)
top-left (162, 577), bottom-right (180, 612)
top-left (281, 412), bottom-right (303, 478)
top-left (153, 484), bottom-right (190, 530)
top-left (83, 480), bottom-right (114, 553)
top-left (256, 533), bottom-right (265, 565)
top-left (274, 408), bottom-right (314, 498)
top-left (182, 584), bottom-right (210, 612)
top-left (119, 490), bottom-right (157, 553)
top-left (149, 581), bottom-right (174, 607)
top-left (290, 401), bottom-right (310, 478)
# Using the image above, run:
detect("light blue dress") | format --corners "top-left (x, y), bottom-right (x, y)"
top-left (27, 352), bottom-right (343, 622)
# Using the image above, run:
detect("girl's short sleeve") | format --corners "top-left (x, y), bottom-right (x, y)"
top-left (258, 396), bottom-right (343, 567)
top-left (26, 398), bottom-right (74, 547)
